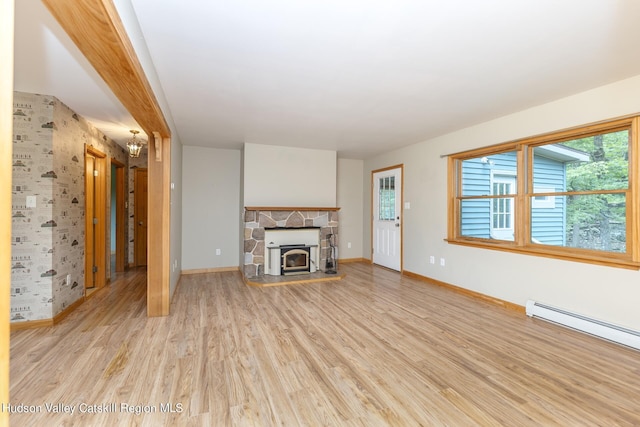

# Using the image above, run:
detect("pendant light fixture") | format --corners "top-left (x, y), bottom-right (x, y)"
top-left (127, 129), bottom-right (145, 158)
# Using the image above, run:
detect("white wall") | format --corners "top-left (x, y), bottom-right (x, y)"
top-left (182, 146), bottom-right (240, 270)
top-left (364, 74), bottom-right (640, 331)
top-left (243, 143), bottom-right (337, 207)
top-left (337, 158), bottom-right (364, 260)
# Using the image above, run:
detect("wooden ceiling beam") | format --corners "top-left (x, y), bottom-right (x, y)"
top-left (41, 0), bottom-right (171, 139)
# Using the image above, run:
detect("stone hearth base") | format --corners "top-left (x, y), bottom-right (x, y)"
top-left (244, 270), bottom-right (345, 287)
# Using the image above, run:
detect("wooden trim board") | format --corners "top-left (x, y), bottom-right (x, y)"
top-left (10, 319), bottom-right (53, 331)
top-left (52, 297), bottom-right (86, 324)
top-left (245, 206), bottom-right (340, 211)
top-left (182, 267), bottom-right (240, 275)
top-left (338, 258), bottom-right (368, 264)
top-left (10, 295), bottom-right (86, 331)
top-left (402, 270), bottom-right (526, 314)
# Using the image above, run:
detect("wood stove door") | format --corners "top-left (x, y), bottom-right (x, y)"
top-left (281, 248), bottom-right (310, 274)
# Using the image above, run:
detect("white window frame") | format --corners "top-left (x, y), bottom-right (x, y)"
top-left (490, 171), bottom-right (516, 240)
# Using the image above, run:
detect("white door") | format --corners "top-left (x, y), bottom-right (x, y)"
top-left (373, 167), bottom-right (402, 271)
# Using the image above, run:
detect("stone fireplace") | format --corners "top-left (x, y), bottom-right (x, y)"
top-left (243, 208), bottom-right (339, 279)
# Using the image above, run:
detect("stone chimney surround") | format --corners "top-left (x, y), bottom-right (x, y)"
top-left (243, 207), bottom-right (339, 279)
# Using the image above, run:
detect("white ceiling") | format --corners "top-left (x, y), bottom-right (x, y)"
top-left (14, 0), bottom-right (640, 159)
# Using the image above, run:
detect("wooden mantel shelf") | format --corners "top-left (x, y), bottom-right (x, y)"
top-left (245, 207), bottom-right (340, 211)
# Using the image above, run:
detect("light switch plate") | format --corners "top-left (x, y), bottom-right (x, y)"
top-left (26, 195), bottom-right (36, 208)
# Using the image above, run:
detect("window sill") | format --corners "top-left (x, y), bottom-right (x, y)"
top-left (445, 238), bottom-right (640, 270)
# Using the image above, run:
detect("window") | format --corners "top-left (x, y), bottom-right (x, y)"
top-left (447, 115), bottom-right (640, 269)
top-left (378, 176), bottom-right (396, 221)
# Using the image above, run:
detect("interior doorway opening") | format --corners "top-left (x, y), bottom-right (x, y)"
top-left (134, 168), bottom-right (148, 267)
top-left (110, 159), bottom-right (126, 275)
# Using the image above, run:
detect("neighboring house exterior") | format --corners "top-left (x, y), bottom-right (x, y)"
top-left (461, 146), bottom-right (589, 245)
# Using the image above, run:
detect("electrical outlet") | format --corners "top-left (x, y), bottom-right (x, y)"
top-left (440, 258), bottom-right (445, 267)
top-left (348, 242), bottom-right (352, 249)
top-left (429, 256), bottom-right (435, 264)
top-left (216, 249), bottom-right (221, 256)
top-left (66, 274), bottom-right (71, 285)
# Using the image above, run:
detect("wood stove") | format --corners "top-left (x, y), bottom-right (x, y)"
top-left (280, 244), bottom-right (311, 275)
top-left (263, 227), bottom-right (321, 276)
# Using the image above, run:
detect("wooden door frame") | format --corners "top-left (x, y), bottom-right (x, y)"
top-left (85, 145), bottom-right (107, 290)
top-left (370, 164), bottom-right (404, 272)
top-left (1, 0), bottom-right (14, 422)
top-left (85, 153), bottom-right (96, 288)
top-left (111, 158), bottom-right (126, 272)
top-left (134, 168), bottom-right (148, 267)
top-left (42, 0), bottom-right (172, 316)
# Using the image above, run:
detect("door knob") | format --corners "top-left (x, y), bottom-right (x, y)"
top-left (139, 221), bottom-right (143, 226)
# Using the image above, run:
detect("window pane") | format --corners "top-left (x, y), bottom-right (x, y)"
top-left (461, 199), bottom-right (514, 241)
top-left (531, 194), bottom-right (626, 253)
top-left (461, 151), bottom-right (518, 196)
top-left (533, 130), bottom-right (629, 193)
top-left (378, 176), bottom-right (395, 221)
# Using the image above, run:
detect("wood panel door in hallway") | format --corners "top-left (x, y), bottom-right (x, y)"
top-left (134, 168), bottom-right (148, 267)
top-left (85, 146), bottom-right (107, 289)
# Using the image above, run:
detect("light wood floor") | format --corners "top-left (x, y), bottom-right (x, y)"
top-left (9, 263), bottom-right (640, 426)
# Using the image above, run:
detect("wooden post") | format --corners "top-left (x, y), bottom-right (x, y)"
top-left (0, 0), bottom-right (14, 424)
top-left (147, 135), bottom-right (171, 316)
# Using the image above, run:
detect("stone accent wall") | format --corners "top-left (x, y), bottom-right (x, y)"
top-left (243, 209), bottom-right (338, 278)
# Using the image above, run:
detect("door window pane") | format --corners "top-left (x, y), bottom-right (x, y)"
top-left (378, 176), bottom-right (395, 221)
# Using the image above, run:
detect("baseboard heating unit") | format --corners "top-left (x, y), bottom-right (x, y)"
top-left (525, 300), bottom-right (640, 351)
